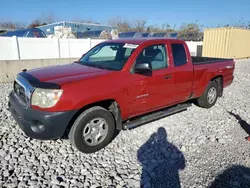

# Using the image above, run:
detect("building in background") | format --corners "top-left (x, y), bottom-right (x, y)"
top-left (37, 21), bottom-right (117, 36)
top-left (202, 27), bottom-right (250, 59)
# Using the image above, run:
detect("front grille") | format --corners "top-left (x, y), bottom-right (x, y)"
top-left (14, 81), bottom-right (27, 104)
top-left (13, 76), bottom-right (34, 106)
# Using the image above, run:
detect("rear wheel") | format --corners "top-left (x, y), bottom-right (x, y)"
top-left (196, 81), bottom-right (218, 108)
top-left (69, 106), bottom-right (116, 153)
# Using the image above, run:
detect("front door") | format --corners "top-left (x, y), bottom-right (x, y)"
top-left (129, 43), bottom-right (173, 117)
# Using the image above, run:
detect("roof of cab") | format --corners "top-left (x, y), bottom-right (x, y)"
top-left (103, 38), bottom-right (184, 45)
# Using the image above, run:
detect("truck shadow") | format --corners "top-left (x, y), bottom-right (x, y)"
top-left (228, 111), bottom-right (250, 139)
top-left (137, 127), bottom-right (185, 188)
top-left (208, 165), bottom-right (250, 188)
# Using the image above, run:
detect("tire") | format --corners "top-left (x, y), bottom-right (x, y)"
top-left (69, 106), bottom-right (116, 153)
top-left (196, 81), bottom-right (218, 108)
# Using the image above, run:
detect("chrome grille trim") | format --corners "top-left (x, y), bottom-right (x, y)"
top-left (14, 75), bottom-right (35, 107)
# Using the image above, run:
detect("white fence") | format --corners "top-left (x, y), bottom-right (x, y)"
top-left (0, 37), bottom-right (202, 60)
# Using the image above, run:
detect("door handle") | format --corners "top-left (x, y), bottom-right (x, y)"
top-left (164, 75), bottom-right (172, 80)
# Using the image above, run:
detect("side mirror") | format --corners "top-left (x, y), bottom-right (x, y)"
top-left (134, 62), bottom-right (152, 73)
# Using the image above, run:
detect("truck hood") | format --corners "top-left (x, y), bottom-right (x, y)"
top-left (27, 63), bottom-right (113, 85)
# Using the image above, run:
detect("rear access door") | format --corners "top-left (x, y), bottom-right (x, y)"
top-left (169, 42), bottom-right (194, 104)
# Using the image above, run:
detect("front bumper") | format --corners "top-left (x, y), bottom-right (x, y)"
top-left (8, 91), bottom-right (76, 140)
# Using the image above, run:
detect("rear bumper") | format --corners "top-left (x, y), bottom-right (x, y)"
top-left (8, 91), bottom-right (76, 140)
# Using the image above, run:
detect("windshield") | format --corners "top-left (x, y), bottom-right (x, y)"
top-left (78, 42), bottom-right (139, 70)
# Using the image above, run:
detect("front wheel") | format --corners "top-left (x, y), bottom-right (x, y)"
top-left (69, 106), bottom-right (116, 153)
top-left (196, 81), bottom-right (218, 108)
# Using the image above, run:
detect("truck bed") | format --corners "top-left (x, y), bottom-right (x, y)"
top-left (192, 56), bottom-right (233, 65)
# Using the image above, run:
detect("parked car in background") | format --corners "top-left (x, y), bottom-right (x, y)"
top-left (149, 32), bottom-right (168, 37)
top-left (168, 32), bottom-right (178, 38)
top-left (0, 28), bottom-right (47, 38)
top-left (8, 38), bottom-right (235, 153)
top-left (141, 32), bottom-right (150, 37)
top-left (118, 31), bottom-right (142, 38)
top-left (122, 32), bottom-right (178, 39)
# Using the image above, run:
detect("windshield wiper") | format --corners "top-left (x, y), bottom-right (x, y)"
top-left (88, 64), bottom-right (106, 70)
top-left (79, 62), bottom-right (105, 70)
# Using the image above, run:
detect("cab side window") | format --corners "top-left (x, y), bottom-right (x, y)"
top-left (171, 43), bottom-right (187, 66)
top-left (135, 44), bottom-right (168, 70)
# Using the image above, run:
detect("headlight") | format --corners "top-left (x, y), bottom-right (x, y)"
top-left (31, 88), bottom-right (63, 108)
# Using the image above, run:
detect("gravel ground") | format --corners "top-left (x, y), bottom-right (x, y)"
top-left (1, 59), bottom-right (250, 188)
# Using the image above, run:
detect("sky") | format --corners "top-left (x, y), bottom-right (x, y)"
top-left (1, 0), bottom-right (250, 28)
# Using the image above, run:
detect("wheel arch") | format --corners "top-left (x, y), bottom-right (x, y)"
top-left (64, 99), bottom-right (123, 138)
top-left (211, 75), bottom-right (223, 97)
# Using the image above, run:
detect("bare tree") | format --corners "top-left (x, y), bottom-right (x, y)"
top-left (108, 17), bottom-right (132, 32)
top-left (41, 12), bottom-right (56, 24)
top-left (160, 22), bottom-right (175, 32)
top-left (109, 17), bottom-right (178, 33)
top-left (216, 18), bottom-right (250, 29)
top-left (0, 21), bottom-right (24, 30)
top-left (178, 22), bottom-right (203, 41)
top-left (26, 12), bottom-right (56, 28)
top-left (145, 23), bottom-right (175, 33)
top-left (133, 19), bottom-right (147, 32)
top-left (27, 19), bottom-right (46, 28)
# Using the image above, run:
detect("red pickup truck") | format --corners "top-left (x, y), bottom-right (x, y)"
top-left (8, 38), bottom-right (235, 153)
